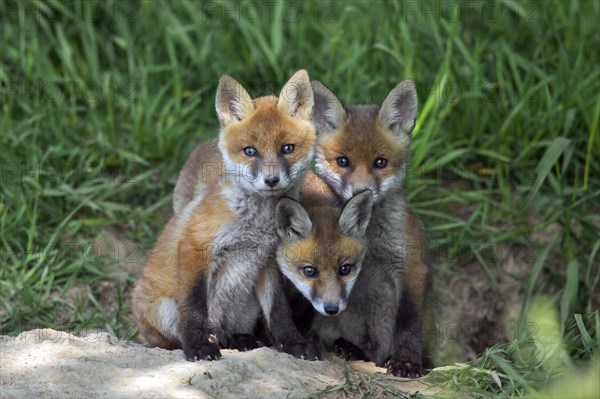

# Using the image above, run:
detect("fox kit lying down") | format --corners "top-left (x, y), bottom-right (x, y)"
top-left (310, 79), bottom-right (436, 377)
top-left (132, 70), bottom-right (321, 361)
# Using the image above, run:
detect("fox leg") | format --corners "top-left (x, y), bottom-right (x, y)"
top-left (386, 290), bottom-right (425, 378)
top-left (201, 257), bottom-right (264, 352)
top-left (257, 263), bottom-right (321, 360)
top-left (385, 223), bottom-right (434, 378)
top-left (177, 238), bottom-right (222, 361)
top-left (178, 272), bottom-right (222, 361)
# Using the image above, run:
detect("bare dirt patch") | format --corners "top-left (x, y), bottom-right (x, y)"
top-left (1, 329), bottom-right (436, 398)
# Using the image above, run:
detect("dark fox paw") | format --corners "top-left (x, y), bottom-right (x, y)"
top-left (230, 333), bottom-right (260, 352)
top-left (183, 342), bottom-right (222, 362)
top-left (385, 356), bottom-right (423, 378)
top-left (280, 340), bottom-right (321, 361)
top-left (334, 338), bottom-right (366, 361)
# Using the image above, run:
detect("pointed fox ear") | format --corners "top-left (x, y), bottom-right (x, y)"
top-left (276, 197), bottom-right (313, 241)
top-left (215, 75), bottom-right (255, 126)
top-left (311, 80), bottom-right (347, 134)
top-left (339, 190), bottom-right (373, 238)
top-left (379, 79), bottom-right (418, 137)
top-left (278, 70), bottom-right (314, 122)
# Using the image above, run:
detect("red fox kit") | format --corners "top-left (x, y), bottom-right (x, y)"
top-left (275, 173), bottom-right (373, 319)
top-left (132, 70), bottom-right (321, 361)
top-left (310, 79), bottom-right (435, 377)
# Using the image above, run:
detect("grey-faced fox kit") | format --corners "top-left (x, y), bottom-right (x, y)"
top-left (310, 79), bottom-right (436, 377)
top-left (132, 70), bottom-right (321, 361)
top-left (275, 172), bottom-right (373, 319)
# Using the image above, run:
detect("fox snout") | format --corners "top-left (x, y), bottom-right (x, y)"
top-left (348, 166), bottom-right (377, 197)
top-left (264, 175), bottom-right (280, 188)
top-left (323, 304), bottom-right (340, 315)
top-left (316, 298), bottom-right (346, 317)
top-left (316, 283), bottom-right (347, 316)
top-left (257, 156), bottom-right (286, 192)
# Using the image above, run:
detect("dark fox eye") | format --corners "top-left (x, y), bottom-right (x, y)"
top-left (336, 156), bottom-right (350, 167)
top-left (301, 266), bottom-right (318, 278)
top-left (244, 146), bottom-right (258, 157)
top-left (374, 158), bottom-right (388, 168)
top-left (339, 264), bottom-right (352, 275)
top-left (281, 144), bottom-right (295, 154)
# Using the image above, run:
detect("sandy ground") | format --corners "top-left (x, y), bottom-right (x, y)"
top-left (0, 329), bottom-right (435, 398)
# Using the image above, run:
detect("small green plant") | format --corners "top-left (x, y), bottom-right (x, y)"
top-left (184, 373), bottom-right (196, 385)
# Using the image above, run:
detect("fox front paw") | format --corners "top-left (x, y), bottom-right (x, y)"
top-left (334, 338), bottom-right (366, 361)
top-left (230, 333), bottom-right (260, 352)
top-left (280, 340), bottom-right (321, 361)
top-left (183, 342), bottom-right (222, 362)
top-left (385, 356), bottom-right (423, 378)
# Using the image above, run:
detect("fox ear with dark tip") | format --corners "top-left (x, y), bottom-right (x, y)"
top-left (278, 70), bottom-right (314, 122)
top-left (311, 80), bottom-right (347, 134)
top-left (379, 79), bottom-right (418, 138)
top-left (275, 197), bottom-right (313, 241)
top-left (215, 75), bottom-right (255, 126)
top-left (339, 190), bottom-right (374, 238)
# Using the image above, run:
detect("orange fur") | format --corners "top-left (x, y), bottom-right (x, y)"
top-left (132, 184), bottom-right (236, 347)
top-left (301, 171), bottom-right (340, 207)
top-left (401, 209), bottom-right (429, 306)
top-left (222, 105), bottom-right (315, 167)
top-left (131, 216), bottom-right (182, 348)
top-left (177, 185), bottom-right (236, 302)
top-left (318, 114), bottom-right (408, 190)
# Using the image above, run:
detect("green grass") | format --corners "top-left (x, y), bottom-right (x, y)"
top-left (307, 362), bottom-right (416, 398)
top-left (1, 0), bottom-right (598, 397)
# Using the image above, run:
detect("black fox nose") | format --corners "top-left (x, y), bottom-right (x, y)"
top-left (264, 175), bottom-right (280, 188)
top-left (324, 304), bottom-right (339, 315)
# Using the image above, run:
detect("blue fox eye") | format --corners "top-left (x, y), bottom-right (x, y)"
top-left (301, 266), bottom-right (318, 278)
top-left (339, 264), bottom-right (352, 275)
top-left (374, 158), bottom-right (388, 168)
top-left (337, 156), bottom-right (350, 167)
top-left (281, 144), bottom-right (295, 154)
top-left (244, 147), bottom-right (258, 157)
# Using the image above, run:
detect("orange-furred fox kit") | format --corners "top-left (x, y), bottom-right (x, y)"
top-left (132, 70), bottom-right (321, 361)
top-left (310, 79), bottom-right (436, 377)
